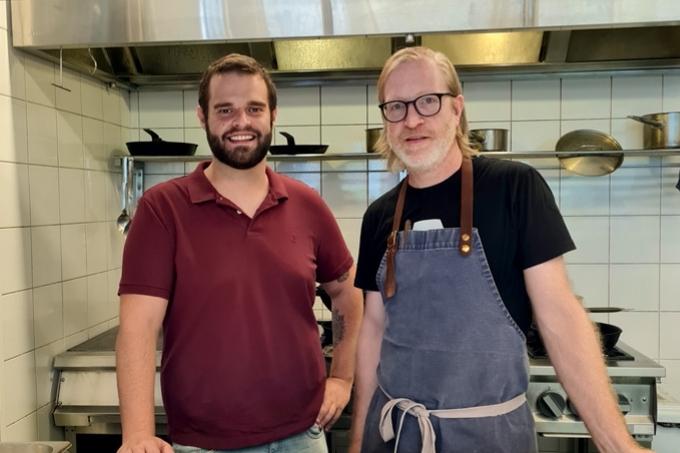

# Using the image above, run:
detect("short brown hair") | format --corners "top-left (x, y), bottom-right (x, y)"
top-left (198, 53), bottom-right (277, 117)
top-left (374, 46), bottom-right (477, 171)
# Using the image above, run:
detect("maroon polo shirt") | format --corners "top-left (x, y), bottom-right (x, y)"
top-left (119, 161), bottom-right (353, 449)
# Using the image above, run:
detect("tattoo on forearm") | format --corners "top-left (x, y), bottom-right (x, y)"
top-left (332, 309), bottom-right (346, 345)
top-left (336, 271), bottom-right (349, 283)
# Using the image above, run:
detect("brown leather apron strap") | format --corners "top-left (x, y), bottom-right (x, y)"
top-left (384, 158), bottom-right (473, 297)
top-left (384, 179), bottom-right (408, 299)
top-left (459, 158), bottom-right (473, 256)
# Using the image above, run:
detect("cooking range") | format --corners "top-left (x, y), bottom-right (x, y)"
top-left (527, 341), bottom-right (665, 450)
top-left (51, 328), bottom-right (665, 452)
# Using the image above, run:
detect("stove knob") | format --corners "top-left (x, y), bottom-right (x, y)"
top-left (617, 393), bottom-right (631, 415)
top-left (537, 391), bottom-right (566, 419)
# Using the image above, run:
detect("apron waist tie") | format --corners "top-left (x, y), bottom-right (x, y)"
top-left (378, 385), bottom-right (527, 453)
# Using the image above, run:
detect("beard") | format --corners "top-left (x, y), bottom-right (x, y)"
top-left (206, 124), bottom-right (272, 170)
top-left (389, 126), bottom-right (457, 173)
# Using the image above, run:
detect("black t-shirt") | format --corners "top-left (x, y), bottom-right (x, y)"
top-left (354, 156), bottom-right (575, 334)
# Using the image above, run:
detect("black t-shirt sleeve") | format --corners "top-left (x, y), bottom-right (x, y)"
top-left (354, 206), bottom-right (385, 292)
top-left (515, 166), bottom-right (576, 269)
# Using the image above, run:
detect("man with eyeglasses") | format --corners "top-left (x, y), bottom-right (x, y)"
top-left (349, 46), bottom-right (650, 453)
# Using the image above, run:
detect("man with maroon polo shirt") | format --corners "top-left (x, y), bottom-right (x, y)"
top-left (115, 54), bottom-right (362, 453)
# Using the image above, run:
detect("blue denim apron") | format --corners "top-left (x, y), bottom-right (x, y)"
top-left (362, 159), bottom-right (537, 453)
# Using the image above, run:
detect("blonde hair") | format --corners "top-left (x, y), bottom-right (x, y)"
top-left (374, 46), bottom-right (477, 172)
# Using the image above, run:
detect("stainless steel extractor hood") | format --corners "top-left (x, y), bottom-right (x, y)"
top-left (10, 0), bottom-right (680, 87)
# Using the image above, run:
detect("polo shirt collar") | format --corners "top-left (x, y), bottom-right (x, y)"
top-left (187, 160), bottom-right (289, 204)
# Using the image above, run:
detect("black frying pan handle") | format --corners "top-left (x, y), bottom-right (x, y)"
top-left (279, 131), bottom-right (296, 146)
top-left (143, 128), bottom-right (164, 142)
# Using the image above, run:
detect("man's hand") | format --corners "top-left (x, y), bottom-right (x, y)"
top-left (316, 377), bottom-right (352, 430)
top-left (117, 435), bottom-right (173, 453)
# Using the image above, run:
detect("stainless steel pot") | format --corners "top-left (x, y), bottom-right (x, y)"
top-left (555, 129), bottom-right (623, 176)
top-left (469, 128), bottom-right (508, 151)
top-left (366, 127), bottom-right (382, 153)
top-left (628, 112), bottom-right (680, 149)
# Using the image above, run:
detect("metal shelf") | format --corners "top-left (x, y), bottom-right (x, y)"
top-left (116, 148), bottom-right (680, 164)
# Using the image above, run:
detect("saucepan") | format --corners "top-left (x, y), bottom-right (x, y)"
top-left (628, 112), bottom-right (680, 149)
top-left (469, 128), bottom-right (508, 152)
top-left (126, 128), bottom-right (198, 156)
top-left (269, 131), bottom-right (328, 155)
top-left (555, 129), bottom-right (623, 176)
top-left (366, 127), bottom-right (382, 153)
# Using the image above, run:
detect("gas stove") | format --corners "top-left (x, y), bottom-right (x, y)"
top-left (527, 341), bottom-right (665, 446)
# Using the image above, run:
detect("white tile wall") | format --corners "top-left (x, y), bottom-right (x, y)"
top-left (60, 224), bottom-right (87, 280)
top-left (321, 172), bottom-right (368, 218)
top-left (661, 167), bottom-right (680, 215)
top-left (0, 96), bottom-right (28, 163)
top-left (54, 69), bottom-right (81, 115)
top-left (565, 264), bottom-right (609, 308)
top-left (610, 167), bottom-right (661, 215)
top-left (276, 87), bottom-right (320, 125)
top-left (30, 226), bottom-right (62, 287)
top-left (660, 313), bottom-right (680, 360)
top-left (24, 55), bottom-right (54, 108)
top-left (183, 89), bottom-right (200, 128)
top-left (663, 75), bottom-right (680, 111)
top-left (610, 216), bottom-right (660, 263)
top-left (62, 278), bottom-right (88, 336)
top-left (139, 91), bottom-right (184, 128)
top-left (2, 352), bottom-right (36, 426)
top-left (32, 283), bottom-right (63, 348)
top-left (28, 165), bottom-right (60, 226)
top-left (321, 125), bottom-right (367, 171)
top-left (4, 412), bottom-right (37, 442)
top-left (87, 272), bottom-right (110, 326)
top-left (559, 174), bottom-right (609, 216)
top-left (367, 85), bottom-right (382, 124)
top-left (0, 162), bottom-right (30, 228)
top-left (561, 77), bottom-right (611, 119)
top-left (26, 103), bottom-right (58, 166)
top-left (464, 81), bottom-right (511, 122)
top-left (563, 217), bottom-right (610, 263)
top-left (85, 223), bottom-right (108, 274)
top-left (511, 121), bottom-right (560, 152)
top-left (610, 264), bottom-right (659, 311)
top-left (1, 290), bottom-right (34, 359)
top-left (56, 111), bottom-right (84, 168)
top-left (660, 216), bottom-right (680, 263)
top-left (512, 79), bottom-right (560, 121)
top-left (0, 227), bottom-right (32, 293)
top-left (611, 75), bottom-right (662, 118)
top-left (1, 39), bottom-right (125, 440)
top-left (81, 78), bottom-right (104, 120)
top-left (660, 264), bottom-right (680, 311)
top-left (321, 86), bottom-right (367, 125)
top-left (58, 168), bottom-right (86, 224)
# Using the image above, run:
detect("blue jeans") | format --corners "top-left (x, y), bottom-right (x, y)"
top-left (173, 425), bottom-right (328, 453)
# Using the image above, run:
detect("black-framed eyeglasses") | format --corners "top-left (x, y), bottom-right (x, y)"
top-left (379, 92), bottom-right (455, 123)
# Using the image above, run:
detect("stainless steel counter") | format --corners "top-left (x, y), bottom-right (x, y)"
top-left (529, 341), bottom-right (666, 378)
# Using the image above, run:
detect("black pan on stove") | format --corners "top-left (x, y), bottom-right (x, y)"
top-left (527, 322), bottom-right (622, 356)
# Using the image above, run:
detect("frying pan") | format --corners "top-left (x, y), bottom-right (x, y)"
top-left (555, 129), bottom-right (623, 176)
top-left (269, 131), bottom-right (329, 155)
top-left (126, 128), bottom-right (198, 156)
top-left (526, 322), bottom-right (622, 355)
